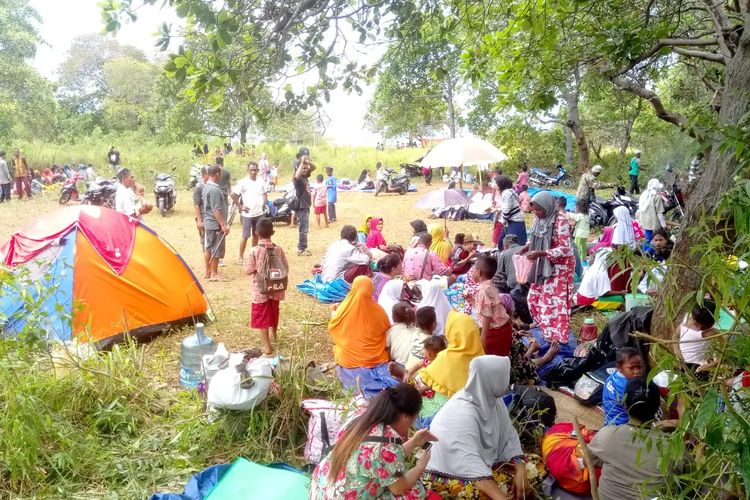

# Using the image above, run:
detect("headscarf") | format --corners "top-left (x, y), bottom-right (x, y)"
top-left (409, 219), bottom-right (428, 248)
top-left (612, 206), bottom-right (635, 248)
top-left (418, 311), bottom-right (485, 397)
top-left (527, 191), bottom-right (558, 284)
top-left (428, 223), bottom-right (452, 265)
top-left (416, 279), bottom-right (453, 336)
top-left (589, 226), bottom-right (614, 255)
top-left (639, 178), bottom-right (663, 213)
top-left (577, 248), bottom-right (613, 299)
top-left (377, 279), bottom-right (405, 325)
top-left (328, 276), bottom-right (391, 368)
top-left (366, 218), bottom-right (387, 248)
top-left (357, 215), bottom-right (374, 235)
top-left (427, 356), bottom-right (523, 479)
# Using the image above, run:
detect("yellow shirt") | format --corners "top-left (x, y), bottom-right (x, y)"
top-left (13, 157), bottom-right (29, 177)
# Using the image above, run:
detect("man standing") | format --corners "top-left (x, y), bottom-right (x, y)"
top-left (0, 151), bottom-right (11, 203)
top-left (325, 165), bottom-right (337, 222)
top-left (115, 168), bottom-right (140, 219)
top-left (107, 146), bottom-right (121, 172)
top-left (193, 166), bottom-right (209, 250)
top-left (576, 164), bottom-right (609, 203)
top-left (12, 148), bottom-right (32, 199)
top-left (293, 147), bottom-right (315, 256)
top-left (202, 166), bottom-right (230, 281)
top-left (258, 152), bottom-right (271, 187)
top-left (215, 156), bottom-right (232, 203)
top-left (628, 150), bottom-right (642, 194)
top-left (231, 161), bottom-right (267, 262)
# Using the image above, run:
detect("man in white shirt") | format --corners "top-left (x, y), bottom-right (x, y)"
top-left (230, 161), bottom-right (267, 261)
top-left (115, 168), bottom-right (140, 220)
top-left (321, 225), bottom-right (372, 282)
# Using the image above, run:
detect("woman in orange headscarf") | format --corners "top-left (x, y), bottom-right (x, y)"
top-left (329, 276), bottom-right (397, 397)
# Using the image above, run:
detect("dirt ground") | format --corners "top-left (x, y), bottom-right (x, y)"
top-left (0, 177), bottom-right (602, 427)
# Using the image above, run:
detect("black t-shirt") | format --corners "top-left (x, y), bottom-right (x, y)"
top-left (218, 169), bottom-right (231, 199)
top-left (293, 174), bottom-right (312, 210)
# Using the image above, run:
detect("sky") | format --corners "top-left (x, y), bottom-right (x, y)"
top-left (29, 0), bottom-right (380, 146)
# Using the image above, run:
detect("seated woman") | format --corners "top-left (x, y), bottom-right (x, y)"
top-left (328, 276), bottom-right (398, 397)
top-left (356, 215), bottom-right (374, 244)
top-left (428, 223), bottom-right (452, 266)
top-left (424, 356), bottom-right (545, 498)
top-left (413, 311), bottom-right (485, 425)
top-left (310, 383), bottom-right (436, 499)
top-left (372, 252), bottom-right (403, 301)
top-left (409, 219), bottom-right (428, 248)
top-left (357, 169), bottom-right (374, 190)
top-left (575, 248), bottom-right (628, 309)
top-left (642, 228), bottom-right (673, 262)
top-left (415, 280), bottom-right (453, 336)
top-left (677, 300), bottom-right (719, 378)
top-left (366, 217), bottom-right (389, 259)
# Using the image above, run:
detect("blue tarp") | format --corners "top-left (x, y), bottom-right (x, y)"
top-left (528, 187), bottom-right (577, 212)
top-left (297, 274), bottom-right (351, 303)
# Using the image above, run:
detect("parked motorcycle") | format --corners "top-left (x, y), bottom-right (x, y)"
top-left (188, 163), bottom-right (203, 190)
top-left (58, 172), bottom-right (85, 204)
top-left (399, 163), bottom-right (423, 178)
top-left (375, 168), bottom-right (410, 196)
top-left (660, 182), bottom-right (685, 223)
top-left (588, 182), bottom-right (639, 227)
top-left (154, 168), bottom-right (177, 217)
top-left (82, 178), bottom-right (117, 208)
top-left (529, 163), bottom-right (575, 189)
top-left (267, 189), bottom-right (294, 224)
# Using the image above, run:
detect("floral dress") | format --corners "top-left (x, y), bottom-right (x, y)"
top-left (526, 213), bottom-right (575, 343)
top-left (310, 424), bottom-right (426, 500)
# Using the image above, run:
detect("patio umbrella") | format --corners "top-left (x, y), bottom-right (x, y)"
top-left (415, 188), bottom-right (470, 210)
top-left (419, 137), bottom-right (507, 168)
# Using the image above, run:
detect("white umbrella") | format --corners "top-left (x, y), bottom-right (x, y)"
top-left (418, 137), bottom-right (508, 168)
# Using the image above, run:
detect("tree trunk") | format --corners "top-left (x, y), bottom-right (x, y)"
top-left (619, 99), bottom-right (642, 156)
top-left (444, 76), bottom-right (457, 138)
top-left (565, 89), bottom-right (590, 171)
top-left (564, 125), bottom-right (574, 165)
top-left (239, 121), bottom-right (248, 145)
top-left (651, 26), bottom-right (750, 340)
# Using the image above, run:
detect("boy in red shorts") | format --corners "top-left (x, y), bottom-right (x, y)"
top-left (313, 173), bottom-right (329, 228)
top-left (244, 217), bottom-right (289, 356)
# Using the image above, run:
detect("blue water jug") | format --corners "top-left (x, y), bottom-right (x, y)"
top-left (179, 323), bottom-right (217, 388)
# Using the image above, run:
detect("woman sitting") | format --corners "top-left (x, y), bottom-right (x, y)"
top-left (372, 253), bottom-right (403, 302)
top-left (414, 311), bottom-right (485, 425)
top-left (310, 384), bottom-right (436, 499)
top-left (428, 223), bottom-right (452, 265)
top-left (415, 280), bottom-right (453, 336)
top-left (366, 217), bottom-right (389, 259)
top-left (357, 169), bottom-right (374, 190)
top-left (424, 356), bottom-right (545, 498)
top-left (329, 276), bottom-right (398, 397)
top-left (409, 219), bottom-right (428, 248)
top-left (575, 248), bottom-right (629, 308)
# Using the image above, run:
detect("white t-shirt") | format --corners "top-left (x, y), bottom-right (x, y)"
top-left (115, 183), bottom-right (137, 217)
top-left (232, 176), bottom-right (266, 218)
top-left (386, 323), bottom-right (421, 365)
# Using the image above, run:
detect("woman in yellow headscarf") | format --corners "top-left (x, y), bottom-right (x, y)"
top-left (428, 222), bottom-right (452, 265)
top-left (356, 215), bottom-right (374, 244)
top-left (415, 311), bottom-right (485, 421)
top-left (328, 276), bottom-right (397, 397)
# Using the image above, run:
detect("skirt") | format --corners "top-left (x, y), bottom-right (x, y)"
top-left (484, 323), bottom-right (513, 357)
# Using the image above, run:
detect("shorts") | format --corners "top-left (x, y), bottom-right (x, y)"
top-left (251, 299), bottom-right (280, 329)
top-left (314, 205), bottom-right (327, 215)
top-left (204, 228), bottom-right (226, 259)
top-left (241, 216), bottom-right (261, 240)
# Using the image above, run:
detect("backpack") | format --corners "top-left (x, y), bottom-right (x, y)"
top-left (256, 244), bottom-right (288, 293)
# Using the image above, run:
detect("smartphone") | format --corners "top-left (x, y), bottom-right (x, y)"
top-left (420, 442), bottom-right (433, 452)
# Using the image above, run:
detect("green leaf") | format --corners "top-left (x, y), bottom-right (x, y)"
top-left (692, 389), bottom-right (718, 436)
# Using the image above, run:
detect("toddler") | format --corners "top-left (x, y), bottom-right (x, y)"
top-left (603, 347), bottom-right (644, 425)
top-left (566, 198), bottom-right (590, 263)
top-left (473, 254), bottom-right (511, 356)
top-left (385, 302), bottom-right (418, 366)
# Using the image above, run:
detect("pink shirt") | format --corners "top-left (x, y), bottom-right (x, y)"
top-left (517, 171), bottom-right (529, 187)
top-left (519, 191), bottom-right (531, 212)
top-left (402, 245), bottom-right (447, 280)
top-left (244, 239), bottom-right (289, 303)
top-left (313, 185), bottom-right (327, 208)
top-left (475, 280), bottom-right (510, 328)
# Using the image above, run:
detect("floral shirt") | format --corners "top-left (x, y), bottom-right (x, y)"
top-left (244, 238), bottom-right (288, 303)
top-left (310, 424), bottom-right (426, 500)
top-left (474, 280), bottom-right (510, 329)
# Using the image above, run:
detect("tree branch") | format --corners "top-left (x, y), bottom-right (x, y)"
top-left (658, 37), bottom-right (719, 46)
top-left (533, 113), bottom-right (566, 126)
top-left (672, 46), bottom-right (727, 62)
top-left (609, 75), bottom-right (690, 131)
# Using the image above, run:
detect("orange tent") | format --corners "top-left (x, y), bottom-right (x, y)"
top-left (0, 206), bottom-right (208, 346)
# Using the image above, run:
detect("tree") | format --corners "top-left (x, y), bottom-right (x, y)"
top-left (101, 56), bottom-right (160, 132)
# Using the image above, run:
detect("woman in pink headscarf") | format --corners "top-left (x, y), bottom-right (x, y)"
top-left (366, 218), bottom-right (388, 252)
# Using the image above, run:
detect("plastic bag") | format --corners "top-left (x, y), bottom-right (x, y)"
top-left (202, 343), bottom-right (231, 384)
top-left (513, 253), bottom-right (534, 284)
top-left (207, 357), bottom-right (274, 411)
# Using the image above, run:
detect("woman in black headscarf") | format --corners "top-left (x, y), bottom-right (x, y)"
top-left (409, 219), bottom-right (428, 248)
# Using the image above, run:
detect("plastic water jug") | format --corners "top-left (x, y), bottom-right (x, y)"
top-left (179, 323), bottom-right (217, 388)
top-left (580, 318), bottom-right (598, 342)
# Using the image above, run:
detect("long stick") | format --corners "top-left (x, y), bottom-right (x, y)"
top-left (573, 417), bottom-right (600, 500)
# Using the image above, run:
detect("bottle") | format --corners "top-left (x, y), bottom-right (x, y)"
top-left (580, 318), bottom-right (598, 342)
top-left (179, 323), bottom-right (217, 388)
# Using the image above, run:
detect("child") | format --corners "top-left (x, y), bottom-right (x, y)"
top-left (450, 233), bottom-right (466, 264)
top-left (556, 196), bottom-right (567, 214)
top-left (518, 184), bottom-right (531, 213)
top-left (473, 254), bottom-right (512, 356)
top-left (269, 162), bottom-right (279, 187)
top-left (405, 306), bottom-right (438, 377)
top-left (313, 173), bottom-right (328, 229)
top-left (325, 165), bottom-right (337, 222)
top-left (567, 198), bottom-right (591, 263)
top-left (417, 335), bottom-right (447, 398)
top-left (644, 228), bottom-right (673, 262)
top-left (134, 183), bottom-right (153, 221)
top-left (603, 347), bottom-right (644, 425)
top-left (244, 217), bottom-right (289, 356)
top-left (451, 233), bottom-right (479, 276)
top-left (385, 301), bottom-right (418, 366)
top-left (678, 300), bottom-right (718, 377)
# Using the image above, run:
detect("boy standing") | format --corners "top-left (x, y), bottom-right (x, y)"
top-left (202, 166), bottom-right (230, 281)
top-left (325, 165), bottom-right (337, 222)
top-left (313, 173), bottom-right (329, 228)
top-left (473, 254), bottom-right (512, 356)
top-left (603, 347), bottom-right (644, 425)
top-left (0, 151), bottom-right (10, 203)
top-left (244, 218), bottom-right (289, 356)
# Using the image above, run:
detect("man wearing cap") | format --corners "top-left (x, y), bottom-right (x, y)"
top-left (494, 234), bottom-right (523, 289)
top-left (293, 147), bottom-right (315, 256)
top-left (576, 164), bottom-right (609, 203)
top-left (628, 150), bottom-right (642, 194)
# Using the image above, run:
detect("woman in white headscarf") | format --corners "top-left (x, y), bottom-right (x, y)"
top-left (637, 178), bottom-right (666, 243)
top-left (377, 279), bottom-right (405, 324)
top-left (423, 356), bottom-right (545, 498)
top-left (611, 206), bottom-right (636, 248)
top-left (519, 191), bottom-right (575, 343)
top-left (416, 279), bottom-right (453, 336)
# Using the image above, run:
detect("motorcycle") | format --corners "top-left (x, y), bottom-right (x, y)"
top-left (58, 172), bottom-right (85, 204)
top-left (374, 168), bottom-right (410, 196)
top-left (267, 189), bottom-right (294, 224)
top-left (154, 168), bottom-right (177, 217)
top-left (660, 182), bottom-right (685, 223)
top-left (399, 163), bottom-right (423, 178)
top-left (529, 163), bottom-right (575, 189)
top-left (588, 182), bottom-right (639, 227)
top-left (82, 178), bottom-right (117, 208)
top-left (188, 163), bottom-right (203, 190)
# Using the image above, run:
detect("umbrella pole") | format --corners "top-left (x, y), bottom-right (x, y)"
top-left (459, 164), bottom-right (464, 191)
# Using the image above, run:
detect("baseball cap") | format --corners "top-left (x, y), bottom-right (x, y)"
top-left (591, 165), bottom-right (603, 173)
top-left (635, 150), bottom-right (642, 155)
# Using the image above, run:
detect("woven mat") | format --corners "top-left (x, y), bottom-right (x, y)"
top-left (542, 387), bottom-right (604, 429)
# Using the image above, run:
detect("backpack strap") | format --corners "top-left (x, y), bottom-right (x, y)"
top-left (419, 247), bottom-right (431, 279)
top-left (319, 411), bottom-right (332, 457)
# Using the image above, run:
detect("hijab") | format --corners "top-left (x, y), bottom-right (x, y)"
top-left (612, 206), bottom-right (636, 248)
top-left (639, 178), bottom-right (663, 212)
top-left (366, 217), bottom-right (386, 248)
top-left (328, 276), bottom-right (391, 369)
top-left (409, 219), bottom-right (428, 248)
top-left (578, 248), bottom-right (613, 299)
top-left (377, 279), bottom-right (405, 324)
top-left (527, 191), bottom-right (558, 284)
top-left (428, 223), bottom-right (452, 264)
top-left (357, 215), bottom-right (374, 235)
top-left (419, 311), bottom-right (485, 397)
top-left (427, 356), bottom-right (523, 479)
top-left (416, 279), bottom-right (453, 336)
